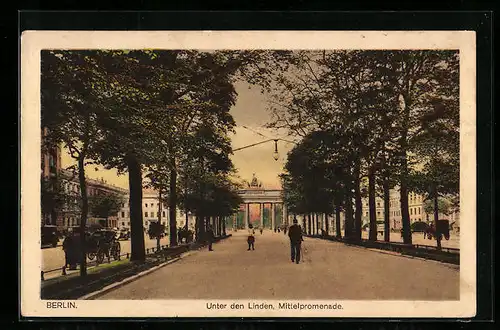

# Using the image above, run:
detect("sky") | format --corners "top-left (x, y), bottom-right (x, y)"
top-left (60, 80), bottom-right (296, 191)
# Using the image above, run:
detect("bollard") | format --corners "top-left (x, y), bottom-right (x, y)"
top-left (41, 271), bottom-right (44, 281)
top-left (62, 266), bottom-right (67, 275)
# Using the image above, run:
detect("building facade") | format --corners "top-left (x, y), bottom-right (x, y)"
top-left (41, 128), bottom-right (62, 226)
top-left (57, 169), bottom-right (129, 230)
top-left (361, 196), bottom-right (386, 228)
top-left (117, 189), bottom-right (196, 231)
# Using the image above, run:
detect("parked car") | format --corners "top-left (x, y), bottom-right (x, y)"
top-left (41, 225), bottom-right (60, 247)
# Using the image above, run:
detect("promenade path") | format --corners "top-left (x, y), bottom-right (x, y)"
top-left (97, 230), bottom-right (460, 300)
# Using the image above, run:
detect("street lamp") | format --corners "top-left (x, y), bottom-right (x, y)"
top-left (272, 139), bottom-right (279, 161)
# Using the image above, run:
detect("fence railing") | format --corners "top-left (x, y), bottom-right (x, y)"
top-left (41, 234), bottom-right (231, 281)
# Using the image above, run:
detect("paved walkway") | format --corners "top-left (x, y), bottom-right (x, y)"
top-left (97, 230), bottom-right (459, 300)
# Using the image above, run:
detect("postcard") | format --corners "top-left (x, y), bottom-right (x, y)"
top-left (21, 30), bottom-right (476, 318)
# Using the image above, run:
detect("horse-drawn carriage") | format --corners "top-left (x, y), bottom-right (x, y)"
top-left (85, 229), bottom-right (121, 264)
top-left (424, 220), bottom-right (450, 241)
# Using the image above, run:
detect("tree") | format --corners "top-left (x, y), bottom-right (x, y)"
top-left (88, 193), bottom-right (124, 226)
top-left (423, 197), bottom-right (451, 216)
top-left (409, 93), bottom-right (459, 249)
top-left (259, 50), bottom-right (459, 245)
top-left (41, 50), bottom-right (106, 276)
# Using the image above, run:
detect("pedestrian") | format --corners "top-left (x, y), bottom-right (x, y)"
top-left (260, 227), bottom-right (263, 235)
top-left (284, 226), bottom-right (287, 235)
top-left (62, 229), bottom-right (74, 269)
top-left (206, 225), bottom-right (215, 251)
top-left (288, 217), bottom-right (303, 264)
top-left (247, 224), bottom-right (255, 251)
top-left (274, 227), bottom-right (277, 233)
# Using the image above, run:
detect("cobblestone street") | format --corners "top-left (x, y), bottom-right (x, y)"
top-left (97, 230), bottom-right (460, 300)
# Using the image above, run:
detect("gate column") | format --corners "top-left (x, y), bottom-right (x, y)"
top-left (271, 203), bottom-right (275, 230)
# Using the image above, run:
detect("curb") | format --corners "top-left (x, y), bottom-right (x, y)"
top-left (307, 236), bottom-right (459, 267)
top-left (79, 250), bottom-right (198, 300)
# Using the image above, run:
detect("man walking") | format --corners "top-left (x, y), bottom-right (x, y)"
top-left (247, 224), bottom-right (255, 250)
top-left (288, 217), bottom-right (303, 264)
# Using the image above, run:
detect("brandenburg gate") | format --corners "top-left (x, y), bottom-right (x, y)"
top-left (233, 174), bottom-right (288, 230)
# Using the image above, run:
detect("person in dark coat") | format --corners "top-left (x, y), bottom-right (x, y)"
top-left (247, 224), bottom-right (255, 250)
top-left (288, 217), bottom-right (303, 264)
top-left (62, 230), bottom-right (75, 269)
top-left (206, 225), bottom-right (215, 251)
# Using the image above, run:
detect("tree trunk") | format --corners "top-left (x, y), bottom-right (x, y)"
top-left (325, 213), bottom-right (329, 236)
top-left (222, 216), bottom-right (226, 236)
top-left (199, 215), bottom-right (206, 242)
top-left (316, 214), bottom-right (320, 235)
top-left (400, 94), bottom-right (412, 245)
top-left (354, 161), bottom-right (363, 240)
top-left (169, 166), bottom-right (178, 247)
top-left (312, 213), bottom-right (315, 235)
top-left (368, 167), bottom-right (377, 241)
top-left (335, 205), bottom-right (342, 238)
top-left (77, 156), bottom-right (88, 276)
top-left (307, 214), bottom-right (312, 235)
top-left (399, 148), bottom-right (412, 244)
top-left (184, 210), bottom-right (189, 231)
top-left (157, 189), bottom-right (162, 252)
top-left (195, 215), bottom-right (200, 242)
top-left (128, 157), bottom-right (146, 262)
top-left (345, 185), bottom-right (354, 239)
top-left (383, 175), bottom-right (391, 242)
top-left (434, 188), bottom-right (442, 250)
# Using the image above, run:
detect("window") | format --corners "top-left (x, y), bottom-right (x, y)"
top-left (145, 203), bottom-right (148, 208)
top-left (377, 211), bottom-right (380, 216)
top-left (162, 211), bottom-right (166, 217)
top-left (377, 202), bottom-right (380, 207)
top-left (410, 208), bottom-right (413, 215)
top-left (122, 222), bottom-right (125, 226)
top-left (123, 203), bottom-right (125, 207)
top-left (121, 211), bottom-right (125, 218)
top-left (145, 212), bottom-right (148, 217)
top-left (418, 208), bottom-right (421, 214)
